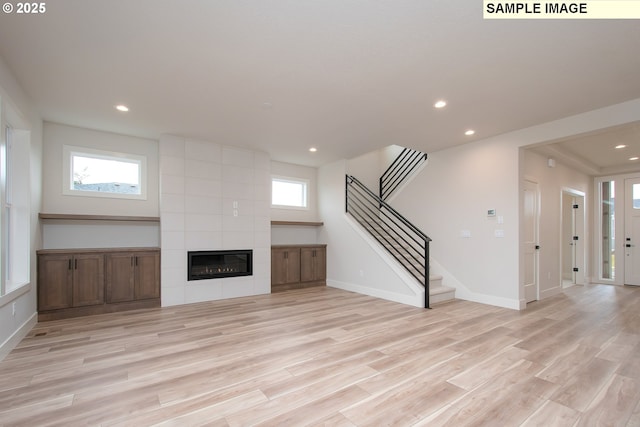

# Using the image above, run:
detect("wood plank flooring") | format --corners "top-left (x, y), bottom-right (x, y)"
top-left (1, 284), bottom-right (639, 426)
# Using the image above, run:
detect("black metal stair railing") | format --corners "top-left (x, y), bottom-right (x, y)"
top-left (346, 174), bottom-right (432, 308)
top-left (379, 148), bottom-right (427, 201)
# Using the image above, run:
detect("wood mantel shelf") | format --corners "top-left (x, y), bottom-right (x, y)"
top-left (39, 213), bottom-right (160, 222)
top-left (270, 221), bottom-right (324, 227)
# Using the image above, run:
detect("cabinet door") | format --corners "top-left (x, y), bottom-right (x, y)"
top-left (300, 248), bottom-right (315, 283)
top-left (314, 247), bottom-right (326, 281)
top-left (271, 248), bottom-right (300, 285)
top-left (106, 253), bottom-right (135, 303)
top-left (271, 248), bottom-right (289, 285)
top-left (72, 254), bottom-right (105, 307)
top-left (134, 252), bottom-right (160, 300)
top-left (38, 254), bottom-right (73, 310)
top-left (301, 247), bottom-right (326, 282)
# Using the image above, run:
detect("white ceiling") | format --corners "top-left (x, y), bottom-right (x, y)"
top-left (530, 121), bottom-right (640, 176)
top-left (1, 1), bottom-right (639, 167)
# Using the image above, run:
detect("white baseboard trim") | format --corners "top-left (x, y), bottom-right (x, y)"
top-left (327, 280), bottom-right (423, 308)
top-left (455, 290), bottom-right (522, 310)
top-left (343, 215), bottom-right (424, 295)
top-left (0, 312), bottom-right (37, 362)
top-left (540, 286), bottom-right (563, 299)
top-left (429, 258), bottom-right (521, 310)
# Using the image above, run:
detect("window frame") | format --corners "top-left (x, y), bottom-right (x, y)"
top-left (271, 175), bottom-right (309, 210)
top-left (63, 145), bottom-right (148, 200)
top-left (1, 124), bottom-right (31, 294)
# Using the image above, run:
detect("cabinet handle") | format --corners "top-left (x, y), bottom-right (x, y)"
top-left (68, 259), bottom-right (72, 270)
top-left (131, 257), bottom-right (134, 267)
top-left (74, 259), bottom-right (78, 270)
top-left (135, 256), bottom-right (138, 266)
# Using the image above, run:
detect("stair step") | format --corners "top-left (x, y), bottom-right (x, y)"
top-left (429, 284), bottom-right (455, 305)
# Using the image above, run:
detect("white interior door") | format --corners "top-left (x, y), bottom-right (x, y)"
top-left (573, 194), bottom-right (585, 285)
top-left (523, 179), bottom-right (539, 303)
top-left (624, 178), bottom-right (640, 286)
top-left (562, 193), bottom-right (574, 286)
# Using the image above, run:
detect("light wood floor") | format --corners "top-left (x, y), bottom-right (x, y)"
top-left (1, 284), bottom-right (639, 426)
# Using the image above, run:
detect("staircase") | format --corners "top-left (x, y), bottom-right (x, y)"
top-left (346, 146), bottom-right (455, 307)
top-left (380, 147), bottom-right (428, 201)
top-left (346, 174), bottom-right (455, 308)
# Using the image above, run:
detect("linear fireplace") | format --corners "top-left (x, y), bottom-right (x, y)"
top-left (188, 250), bottom-right (253, 281)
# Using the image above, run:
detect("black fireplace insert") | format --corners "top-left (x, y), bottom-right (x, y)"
top-left (187, 250), bottom-right (253, 281)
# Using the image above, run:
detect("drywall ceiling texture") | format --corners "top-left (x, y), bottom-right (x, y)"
top-left (0, 2), bottom-right (638, 166)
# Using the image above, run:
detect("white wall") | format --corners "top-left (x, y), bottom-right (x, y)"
top-left (40, 123), bottom-right (160, 249)
top-left (0, 55), bottom-right (42, 360)
top-left (593, 171), bottom-right (640, 286)
top-left (160, 135), bottom-right (271, 306)
top-left (523, 149), bottom-right (591, 298)
top-left (270, 161), bottom-right (319, 222)
top-left (42, 122), bottom-right (159, 217)
top-left (347, 149), bottom-right (382, 192)
top-left (392, 139), bottom-right (522, 308)
top-left (321, 99), bottom-right (640, 310)
top-left (270, 161), bottom-right (321, 245)
top-left (347, 144), bottom-right (425, 202)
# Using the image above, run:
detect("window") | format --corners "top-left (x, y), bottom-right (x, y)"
top-left (63, 145), bottom-right (147, 200)
top-left (1, 125), bottom-right (30, 294)
top-left (271, 176), bottom-right (308, 209)
top-left (600, 181), bottom-right (615, 280)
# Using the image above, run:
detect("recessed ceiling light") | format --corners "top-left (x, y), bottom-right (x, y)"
top-left (115, 105), bottom-right (129, 112)
top-left (615, 144), bottom-right (627, 149)
top-left (465, 130), bottom-right (475, 136)
top-left (434, 100), bottom-right (447, 109)
top-left (309, 147), bottom-right (317, 153)
top-left (630, 156), bottom-right (639, 161)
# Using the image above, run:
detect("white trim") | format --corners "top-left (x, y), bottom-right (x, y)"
top-left (560, 188), bottom-right (586, 287)
top-left (0, 312), bottom-right (36, 362)
top-left (327, 279), bottom-right (423, 308)
top-left (339, 214), bottom-right (424, 307)
top-left (0, 282), bottom-right (30, 308)
top-left (429, 257), bottom-right (522, 310)
top-left (540, 285), bottom-right (563, 299)
top-left (62, 145), bottom-right (148, 200)
top-left (271, 175), bottom-right (310, 210)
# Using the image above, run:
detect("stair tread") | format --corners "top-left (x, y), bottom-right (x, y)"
top-left (429, 285), bottom-right (455, 296)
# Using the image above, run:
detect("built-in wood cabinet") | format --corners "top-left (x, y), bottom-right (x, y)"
top-left (37, 248), bottom-right (160, 321)
top-left (38, 253), bottom-right (105, 311)
top-left (106, 251), bottom-right (160, 303)
top-left (300, 246), bottom-right (326, 284)
top-left (271, 245), bottom-right (326, 292)
top-left (271, 246), bottom-right (301, 286)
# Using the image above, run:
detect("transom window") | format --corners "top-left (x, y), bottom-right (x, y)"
top-left (271, 176), bottom-right (308, 209)
top-left (63, 145), bottom-right (147, 200)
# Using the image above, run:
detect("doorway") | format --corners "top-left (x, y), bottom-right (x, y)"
top-left (561, 190), bottom-right (585, 288)
top-left (624, 178), bottom-right (640, 286)
top-left (523, 179), bottom-right (540, 303)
